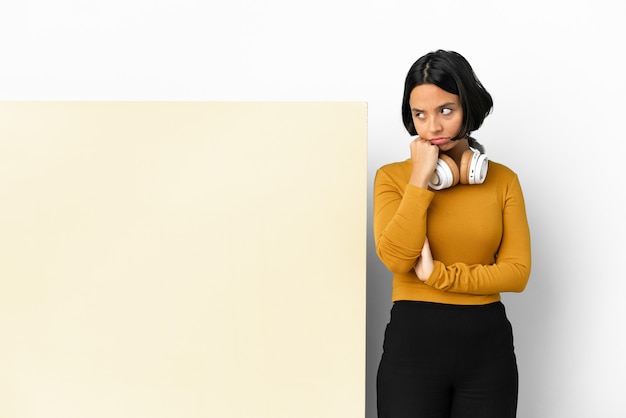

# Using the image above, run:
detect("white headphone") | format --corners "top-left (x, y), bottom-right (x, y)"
top-left (428, 147), bottom-right (488, 190)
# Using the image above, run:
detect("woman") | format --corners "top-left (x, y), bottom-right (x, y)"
top-left (374, 50), bottom-right (531, 418)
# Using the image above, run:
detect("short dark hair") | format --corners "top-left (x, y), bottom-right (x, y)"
top-left (401, 50), bottom-right (493, 140)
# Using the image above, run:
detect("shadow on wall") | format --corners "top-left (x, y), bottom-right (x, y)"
top-left (501, 205), bottom-right (560, 418)
top-left (365, 213), bottom-right (393, 418)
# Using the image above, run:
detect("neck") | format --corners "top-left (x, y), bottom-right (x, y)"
top-left (443, 137), bottom-right (470, 166)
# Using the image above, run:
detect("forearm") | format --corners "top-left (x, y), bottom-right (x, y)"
top-left (374, 183), bottom-right (434, 273)
top-left (424, 258), bottom-right (531, 295)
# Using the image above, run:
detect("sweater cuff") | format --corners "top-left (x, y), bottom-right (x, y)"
top-left (398, 184), bottom-right (434, 213)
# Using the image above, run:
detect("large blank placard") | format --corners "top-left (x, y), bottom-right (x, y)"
top-left (0, 102), bottom-right (367, 418)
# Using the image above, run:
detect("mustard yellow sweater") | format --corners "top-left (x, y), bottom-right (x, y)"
top-left (374, 158), bottom-right (531, 305)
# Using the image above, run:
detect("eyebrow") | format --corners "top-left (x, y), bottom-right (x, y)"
top-left (411, 102), bottom-right (458, 112)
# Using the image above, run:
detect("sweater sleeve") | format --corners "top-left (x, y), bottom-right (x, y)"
top-left (425, 174), bottom-right (532, 294)
top-left (373, 166), bottom-right (435, 273)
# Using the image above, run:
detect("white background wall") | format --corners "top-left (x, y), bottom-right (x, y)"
top-left (1, 1), bottom-right (624, 417)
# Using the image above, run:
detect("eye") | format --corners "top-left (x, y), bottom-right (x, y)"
top-left (441, 108), bottom-right (452, 115)
top-left (414, 111), bottom-right (424, 119)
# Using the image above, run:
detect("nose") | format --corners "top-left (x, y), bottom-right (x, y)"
top-left (425, 116), bottom-right (443, 135)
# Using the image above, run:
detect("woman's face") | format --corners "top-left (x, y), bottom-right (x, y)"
top-left (409, 83), bottom-right (463, 152)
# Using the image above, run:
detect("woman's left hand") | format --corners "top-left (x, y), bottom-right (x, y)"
top-left (414, 237), bottom-right (434, 282)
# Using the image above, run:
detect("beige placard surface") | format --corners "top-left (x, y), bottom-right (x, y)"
top-left (0, 102), bottom-right (367, 418)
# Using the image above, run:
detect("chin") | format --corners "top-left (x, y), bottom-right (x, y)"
top-left (438, 142), bottom-right (456, 152)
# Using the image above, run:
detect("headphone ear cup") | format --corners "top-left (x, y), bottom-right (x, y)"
top-left (460, 149), bottom-right (489, 185)
top-left (429, 154), bottom-right (459, 190)
top-left (459, 150), bottom-right (474, 185)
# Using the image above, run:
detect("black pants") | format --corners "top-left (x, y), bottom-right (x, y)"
top-left (377, 301), bottom-right (518, 418)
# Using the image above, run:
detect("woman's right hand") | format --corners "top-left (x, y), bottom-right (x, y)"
top-left (408, 137), bottom-right (439, 189)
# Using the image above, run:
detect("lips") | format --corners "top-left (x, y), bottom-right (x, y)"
top-left (430, 137), bottom-right (450, 145)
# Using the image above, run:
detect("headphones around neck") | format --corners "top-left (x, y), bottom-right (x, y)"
top-left (429, 147), bottom-right (489, 190)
